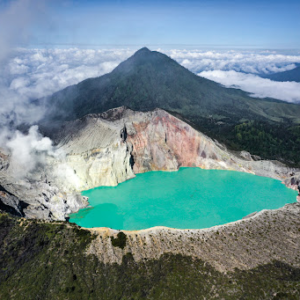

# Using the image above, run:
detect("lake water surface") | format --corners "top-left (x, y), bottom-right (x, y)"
top-left (69, 168), bottom-right (297, 230)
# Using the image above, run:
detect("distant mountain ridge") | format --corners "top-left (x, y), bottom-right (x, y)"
top-left (42, 47), bottom-right (300, 166)
top-left (261, 63), bottom-right (300, 82)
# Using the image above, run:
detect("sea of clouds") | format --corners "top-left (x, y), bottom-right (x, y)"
top-left (168, 49), bottom-right (300, 74)
top-left (171, 49), bottom-right (300, 103)
top-left (2, 48), bottom-right (300, 116)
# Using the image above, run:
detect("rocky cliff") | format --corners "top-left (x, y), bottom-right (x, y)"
top-left (87, 202), bottom-right (300, 272)
top-left (0, 107), bottom-right (299, 220)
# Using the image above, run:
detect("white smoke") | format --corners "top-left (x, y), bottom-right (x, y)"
top-left (5, 126), bottom-right (60, 178)
top-left (0, 0), bottom-right (60, 179)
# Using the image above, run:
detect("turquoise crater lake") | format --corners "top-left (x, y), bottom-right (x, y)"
top-left (69, 168), bottom-right (297, 230)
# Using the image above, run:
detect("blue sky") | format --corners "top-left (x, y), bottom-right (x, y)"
top-left (35, 0), bottom-right (300, 49)
top-left (0, 0), bottom-right (300, 49)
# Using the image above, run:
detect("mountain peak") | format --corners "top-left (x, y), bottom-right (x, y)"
top-left (130, 47), bottom-right (153, 60)
top-left (136, 47), bottom-right (151, 53)
top-left (112, 46), bottom-right (173, 75)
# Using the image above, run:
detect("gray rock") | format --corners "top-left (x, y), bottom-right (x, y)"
top-left (0, 107), bottom-right (299, 220)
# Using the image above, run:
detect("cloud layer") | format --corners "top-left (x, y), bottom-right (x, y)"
top-left (167, 49), bottom-right (300, 75)
top-left (3, 48), bottom-right (300, 110)
top-left (4, 48), bottom-right (134, 101)
top-left (199, 70), bottom-right (300, 103)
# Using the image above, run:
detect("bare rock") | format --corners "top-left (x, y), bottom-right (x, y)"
top-left (0, 107), bottom-right (299, 220)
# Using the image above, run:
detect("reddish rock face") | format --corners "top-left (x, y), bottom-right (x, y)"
top-left (127, 111), bottom-right (228, 174)
top-left (124, 109), bottom-right (295, 184)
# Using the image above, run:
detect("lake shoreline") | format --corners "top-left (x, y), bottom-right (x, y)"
top-left (70, 167), bottom-right (298, 230)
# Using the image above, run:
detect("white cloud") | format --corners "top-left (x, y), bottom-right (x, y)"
top-left (166, 49), bottom-right (300, 75)
top-left (199, 70), bottom-right (300, 103)
top-left (2, 48), bottom-right (134, 102)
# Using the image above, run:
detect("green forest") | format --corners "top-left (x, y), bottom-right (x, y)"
top-left (186, 117), bottom-right (300, 167)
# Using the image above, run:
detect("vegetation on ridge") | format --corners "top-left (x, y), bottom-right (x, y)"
top-left (1, 211), bottom-right (300, 299)
top-left (184, 116), bottom-right (300, 166)
top-left (111, 231), bottom-right (127, 249)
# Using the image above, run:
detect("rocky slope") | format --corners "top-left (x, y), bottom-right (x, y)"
top-left (88, 202), bottom-right (300, 272)
top-left (0, 107), bottom-right (299, 220)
